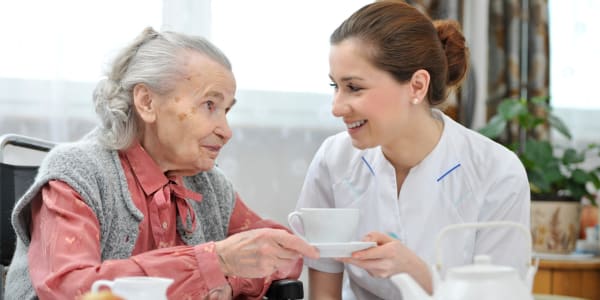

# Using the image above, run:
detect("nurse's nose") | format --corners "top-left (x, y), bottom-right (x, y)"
top-left (331, 94), bottom-right (351, 117)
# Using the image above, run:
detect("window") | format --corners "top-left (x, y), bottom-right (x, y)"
top-left (211, 1), bottom-right (368, 94)
top-left (549, 0), bottom-right (600, 109)
top-left (0, 0), bottom-right (162, 140)
top-left (208, 0), bottom-right (370, 128)
top-left (0, 1), bottom-right (162, 82)
top-left (549, 0), bottom-right (600, 143)
top-left (0, 0), bottom-right (372, 134)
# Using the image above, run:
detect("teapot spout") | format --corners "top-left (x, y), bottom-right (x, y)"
top-left (390, 273), bottom-right (433, 300)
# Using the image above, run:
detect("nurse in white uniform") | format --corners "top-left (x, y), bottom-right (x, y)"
top-left (295, 2), bottom-right (530, 299)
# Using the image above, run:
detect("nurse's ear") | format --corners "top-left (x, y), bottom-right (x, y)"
top-left (409, 69), bottom-right (430, 105)
top-left (133, 83), bottom-right (157, 123)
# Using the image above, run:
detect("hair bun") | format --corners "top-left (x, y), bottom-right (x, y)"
top-left (92, 77), bottom-right (130, 144)
top-left (433, 19), bottom-right (469, 87)
top-left (93, 78), bottom-right (121, 101)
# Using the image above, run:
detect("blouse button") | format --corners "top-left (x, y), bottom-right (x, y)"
top-left (162, 222), bottom-right (168, 230)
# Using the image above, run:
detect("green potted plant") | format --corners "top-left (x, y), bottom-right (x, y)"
top-left (479, 97), bottom-right (600, 253)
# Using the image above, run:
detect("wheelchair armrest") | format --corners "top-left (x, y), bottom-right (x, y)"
top-left (264, 279), bottom-right (303, 300)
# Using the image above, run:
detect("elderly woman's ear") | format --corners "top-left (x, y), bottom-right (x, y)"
top-left (133, 83), bottom-right (157, 123)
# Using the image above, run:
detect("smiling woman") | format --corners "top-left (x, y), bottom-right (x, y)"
top-left (294, 2), bottom-right (531, 299)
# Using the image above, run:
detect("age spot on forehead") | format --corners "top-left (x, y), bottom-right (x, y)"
top-left (173, 96), bottom-right (181, 103)
top-left (185, 74), bottom-right (201, 82)
top-left (178, 113), bottom-right (188, 121)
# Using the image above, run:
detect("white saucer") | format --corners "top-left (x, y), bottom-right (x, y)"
top-left (310, 241), bottom-right (377, 258)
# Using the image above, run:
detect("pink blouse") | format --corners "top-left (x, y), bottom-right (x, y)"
top-left (28, 143), bottom-right (301, 299)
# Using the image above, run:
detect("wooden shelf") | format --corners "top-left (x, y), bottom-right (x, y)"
top-left (533, 258), bottom-right (600, 300)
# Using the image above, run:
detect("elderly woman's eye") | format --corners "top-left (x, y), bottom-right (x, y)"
top-left (205, 101), bottom-right (215, 111)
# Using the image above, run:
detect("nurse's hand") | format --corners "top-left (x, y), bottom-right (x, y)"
top-left (336, 231), bottom-right (433, 294)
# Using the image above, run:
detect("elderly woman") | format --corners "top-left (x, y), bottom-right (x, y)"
top-left (6, 27), bottom-right (318, 300)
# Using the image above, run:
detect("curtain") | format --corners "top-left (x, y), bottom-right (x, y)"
top-left (405, 0), bottom-right (481, 128)
top-left (407, 0), bottom-right (463, 20)
top-left (487, 0), bottom-right (549, 123)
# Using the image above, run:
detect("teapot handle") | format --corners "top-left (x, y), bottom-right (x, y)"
top-left (434, 221), bottom-right (533, 273)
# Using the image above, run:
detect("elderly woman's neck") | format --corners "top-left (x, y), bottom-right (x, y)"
top-left (138, 136), bottom-right (171, 173)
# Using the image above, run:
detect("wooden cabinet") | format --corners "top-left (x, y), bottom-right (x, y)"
top-left (533, 258), bottom-right (600, 300)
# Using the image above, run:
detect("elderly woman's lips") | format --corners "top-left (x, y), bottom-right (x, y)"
top-left (204, 145), bottom-right (221, 152)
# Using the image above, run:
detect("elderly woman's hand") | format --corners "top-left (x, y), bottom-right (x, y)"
top-left (215, 228), bottom-right (319, 278)
top-left (205, 283), bottom-right (233, 300)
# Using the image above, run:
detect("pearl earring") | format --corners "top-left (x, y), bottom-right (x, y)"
top-left (412, 98), bottom-right (420, 105)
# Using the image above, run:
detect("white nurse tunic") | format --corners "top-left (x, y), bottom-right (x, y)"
top-left (296, 109), bottom-right (530, 299)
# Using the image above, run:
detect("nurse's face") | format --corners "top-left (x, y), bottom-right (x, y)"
top-left (134, 51), bottom-right (236, 176)
top-left (329, 38), bottom-right (414, 150)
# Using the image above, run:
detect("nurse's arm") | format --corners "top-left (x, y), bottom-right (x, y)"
top-left (309, 268), bottom-right (342, 300)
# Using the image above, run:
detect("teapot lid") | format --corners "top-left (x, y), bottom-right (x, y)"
top-left (447, 255), bottom-right (517, 279)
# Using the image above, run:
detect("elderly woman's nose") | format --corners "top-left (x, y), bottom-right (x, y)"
top-left (216, 117), bottom-right (233, 142)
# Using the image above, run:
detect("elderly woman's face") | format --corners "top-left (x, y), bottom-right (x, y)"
top-left (135, 52), bottom-right (236, 176)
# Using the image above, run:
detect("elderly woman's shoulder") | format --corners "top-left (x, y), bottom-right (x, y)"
top-left (42, 135), bottom-right (114, 173)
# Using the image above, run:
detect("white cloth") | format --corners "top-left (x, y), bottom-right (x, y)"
top-left (296, 109), bottom-right (530, 300)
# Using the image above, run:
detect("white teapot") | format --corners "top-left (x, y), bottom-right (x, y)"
top-left (390, 221), bottom-right (538, 300)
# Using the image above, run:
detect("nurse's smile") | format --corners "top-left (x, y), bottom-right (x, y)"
top-left (346, 119), bottom-right (368, 134)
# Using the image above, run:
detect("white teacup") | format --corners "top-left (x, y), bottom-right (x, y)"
top-left (287, 208), bottom-right (359, 243)
top-left (91, 276), bottom-right (174, 300)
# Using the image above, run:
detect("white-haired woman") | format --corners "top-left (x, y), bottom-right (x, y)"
top-left (6, 27), bottom-right (318, 300)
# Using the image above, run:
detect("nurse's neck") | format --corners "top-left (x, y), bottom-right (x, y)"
top-left (382, 115), bottom-right (443, 190)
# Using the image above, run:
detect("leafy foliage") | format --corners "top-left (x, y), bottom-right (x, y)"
top-left (479, 97), bottom-right (600, 202)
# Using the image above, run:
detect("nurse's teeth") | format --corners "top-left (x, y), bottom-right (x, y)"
top-left (348, 120), bottom-right (366, 129)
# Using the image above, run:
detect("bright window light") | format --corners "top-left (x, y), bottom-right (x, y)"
top-left (211, 0), bottom-right (371, 94)
top-left (0, 0), bottom-right (162, 82)
top-left (549, 0), bottom-right (600, 109)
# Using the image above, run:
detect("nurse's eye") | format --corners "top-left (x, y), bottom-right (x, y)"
top-left (329, 82), bottom-right (338, 90)
top-left (347, 84), bottom-right (363, 92)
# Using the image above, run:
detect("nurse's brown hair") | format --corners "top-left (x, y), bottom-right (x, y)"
top-left (330, 1), bottom-right (469, 105)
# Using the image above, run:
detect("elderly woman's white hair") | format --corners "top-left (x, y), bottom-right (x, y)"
top-left (93, 27), bottom-right (232, 150)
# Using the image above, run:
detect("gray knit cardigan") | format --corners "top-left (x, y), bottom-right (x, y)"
top-left (5, 133), bottom-right (236, 300)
